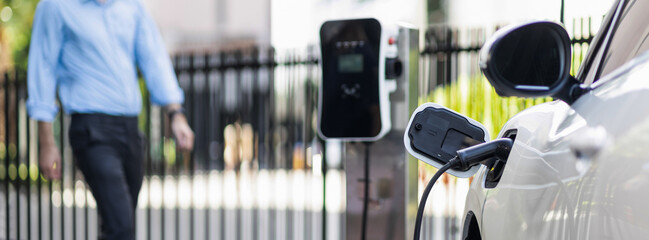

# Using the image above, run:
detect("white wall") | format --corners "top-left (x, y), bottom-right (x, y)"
top-left (141, 0), bottom-right (271, 52)
top-left (218, 0), bottom-right (271, 45)
top-left (139, 0), bottom-right (614, 52)
top-left (271, 0), bottom-right (427, 50)
top-left (448, 0), bottom-right (615, 28)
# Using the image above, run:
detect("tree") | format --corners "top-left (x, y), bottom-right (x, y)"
top-left (0, 0), bottom-right (38, 74)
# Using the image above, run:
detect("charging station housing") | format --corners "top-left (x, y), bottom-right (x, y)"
top-left (318, 18), bottom-right (399, 141)
top-left (318, 18), bottom-right (419, 240)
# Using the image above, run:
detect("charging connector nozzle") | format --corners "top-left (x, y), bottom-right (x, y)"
top-left (455, 138), bottom-right (513, 170)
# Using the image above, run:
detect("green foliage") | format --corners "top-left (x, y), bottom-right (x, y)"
top-left (426, 42), bottom-right (588, 139)
top-left (1, 0), bottom-right (38, 72)
top-left (138, 78), bottom-right (149, 131)
top-left (426, 76), bottom-right (552, 139)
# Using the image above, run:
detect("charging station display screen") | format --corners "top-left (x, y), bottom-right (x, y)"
top-left (338, 54), bottom-right (364, 73)
top-left (320, 19), bottom-right (382, 138)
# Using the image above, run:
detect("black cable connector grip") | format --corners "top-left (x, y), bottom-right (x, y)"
top-left (455, 138), bottom-right (513, 170)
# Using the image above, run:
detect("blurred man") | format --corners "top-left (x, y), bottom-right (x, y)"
top-left (26, 0), bottom-right (194, 239)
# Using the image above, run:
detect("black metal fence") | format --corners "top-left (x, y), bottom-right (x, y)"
top-left (1, 16), bottom-right (599, 240)
top-left (0, 47), bottom-right (348, 240)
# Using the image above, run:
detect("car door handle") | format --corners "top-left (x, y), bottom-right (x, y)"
top-left (569, 126), bottom-right (609, 160)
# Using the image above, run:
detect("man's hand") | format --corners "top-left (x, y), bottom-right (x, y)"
top-left (166, 104), bottom-right (194, 151)
top-left (171, 114), bottom-right (194, 151)
top-left (38, 122), bottom-right (61, 180)
top-left (39, 144), bottom-right (62, 180)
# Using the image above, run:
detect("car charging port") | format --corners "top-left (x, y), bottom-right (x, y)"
top-left (485, 129), bottom-right (516, 188)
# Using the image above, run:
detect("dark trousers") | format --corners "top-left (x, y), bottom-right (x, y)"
top-left (69, 114), bottom-right (145, 240)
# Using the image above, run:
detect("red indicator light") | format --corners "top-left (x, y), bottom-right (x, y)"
top-left (388, 37), bottom-right (396, 45)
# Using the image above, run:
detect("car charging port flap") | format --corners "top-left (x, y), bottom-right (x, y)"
top-left (408, 107), bottom-right (486, 165)
top-left (404, 103), bottom-right (490, 178)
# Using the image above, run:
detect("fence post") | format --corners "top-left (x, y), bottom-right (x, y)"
top-left (4, 71), bottom-right (10, 240)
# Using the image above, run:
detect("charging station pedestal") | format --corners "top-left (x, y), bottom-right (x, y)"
top-left (340, 25), bottom-right (419, 240)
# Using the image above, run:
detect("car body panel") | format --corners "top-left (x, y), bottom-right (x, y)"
top-left (466, 52), bottom-right (649, 239)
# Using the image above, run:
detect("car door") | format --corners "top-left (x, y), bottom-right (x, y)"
top-left (480, 55), bottom-right (649, 240)
top-left (479, 0), bottom-right (649, 239)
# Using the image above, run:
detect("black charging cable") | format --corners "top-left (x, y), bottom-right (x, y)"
top-left (361, 142), bottom-right (371, 240)
top-left (413, 138), bottom-right (513, 240)
top-left (413, 157), bottom-right (460, 240)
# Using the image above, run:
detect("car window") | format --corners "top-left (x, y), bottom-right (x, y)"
top-left (596, 0), bottom-right (649, 79)
top-left (577, 0), bottom-right (620, 84)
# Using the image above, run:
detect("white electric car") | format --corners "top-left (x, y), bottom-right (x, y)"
top-left (462, 0), bottom-right (649, 239)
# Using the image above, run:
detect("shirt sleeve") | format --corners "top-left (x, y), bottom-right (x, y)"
top-left (134, 3), bottom-right (184, 106)
top-left (26, 0), bottom-right (64, 122)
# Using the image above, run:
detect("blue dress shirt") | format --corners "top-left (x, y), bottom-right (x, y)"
top-left (27, 0), bottom-right (184, 122)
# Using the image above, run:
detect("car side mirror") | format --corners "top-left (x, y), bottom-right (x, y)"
top-left (404, 103), bottom-right (489, 178)
top-left (480, 21), bottom-right (584, 103)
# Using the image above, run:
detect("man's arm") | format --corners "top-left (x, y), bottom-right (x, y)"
top-left (38, 121), bottom-right (61, 180)
top-left (27, 1), bottom-right (65, 180)
top-left (166, 103), bottom-right (194, 151)
top-left (134, 4), bottom-right (194, 151)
